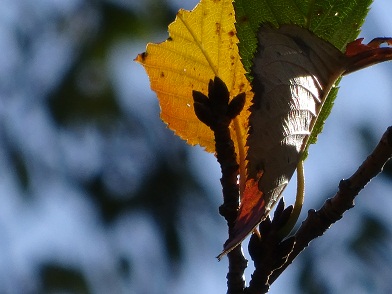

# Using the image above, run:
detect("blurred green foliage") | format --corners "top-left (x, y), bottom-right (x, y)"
top-left (44, 0), bottom-right (210, 270)
top-left (4, 0), bottom-right (215, 292)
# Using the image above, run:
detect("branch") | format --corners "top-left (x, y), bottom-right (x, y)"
top-left (193, 77), bottom-right (247, 294)
top-left (193, 77), bottom-right (392, 294)
top-left (269, 125), bottom-right (392, 284)
top-left (246, 126), bottom-right (392, 292)
top-left (245, 200), bottom-right (295, 294)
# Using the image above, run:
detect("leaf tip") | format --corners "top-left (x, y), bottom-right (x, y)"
top-left (227, 92), bottom-right (246, 119)
top-left (219, 175), bottom-right (266, 258)
top-left (134, 52), bottom-right (147, 63)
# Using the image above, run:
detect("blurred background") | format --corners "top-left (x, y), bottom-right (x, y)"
top-left (0, 0), bottom-right (391, 293)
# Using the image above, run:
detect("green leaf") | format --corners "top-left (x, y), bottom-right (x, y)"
top-left (234, 0), bottom-right (373, 151)
top-left (234, 0), bottom-right (372, 73)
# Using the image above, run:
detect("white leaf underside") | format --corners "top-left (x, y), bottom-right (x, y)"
top-left (247, 24), bottom-right (347, 212)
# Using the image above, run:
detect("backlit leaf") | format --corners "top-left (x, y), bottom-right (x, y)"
top-left (136, 0), bottom-right (392, 258)
top-left (224, 24), bottom-right (349, 254)
top-left (135, 0), bottom-right (253, 162)
top-left (234, 0), bottom-right (372, 149)
top-left (221, 1), bottom-right (392, 255)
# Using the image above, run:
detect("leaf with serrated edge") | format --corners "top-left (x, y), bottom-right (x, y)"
top-left (135, 0), bottom-right (253, 182)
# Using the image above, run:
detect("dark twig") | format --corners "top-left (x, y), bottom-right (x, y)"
top-left (269, 126), bottom-right (392, 285)
top-left (244, 126), bottom-right (392, 293)
top-left (193, 77), bottom-right (247, 293)
top-left (245, 200), bottom-right (295, 294)
top-left (194, 78), bottom-right (392, 294)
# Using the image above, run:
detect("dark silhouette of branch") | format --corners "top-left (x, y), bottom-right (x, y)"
top-left (246, 126), bottom-right (392, 293)
top-left (269, 125), bottom-right (392, 284)
top-left (193, 77), bottom-right (247, 294)
top-left (194, 77), bottom-right (392, 294)
top-left (245, 200), bottom-right (295, 294)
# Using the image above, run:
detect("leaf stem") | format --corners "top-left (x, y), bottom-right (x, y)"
top-left (278, 160), bottom-right (305, 238)
top-left (269, 126), bottom-right (392, 285)
top-left (233, 117), bottom-right (246, 196)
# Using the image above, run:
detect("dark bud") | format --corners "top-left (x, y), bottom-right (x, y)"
top-left (271, 199), bottom-right (293, 232)
top-left (274, 198), bottom-right (286, 219)
top-left (193, 77), bottom-right (245, 127)
top-left (192, 89), bottom-right (209, 105)
top-left (227, 92), bottom-right (246, 119)
top-left (209, 76), bottom-right (230, 108)
top-left (258, 216), bottom-right (272, 236)
top-left (248, 231), bottom-right (263, 262)
top-left (275, 207), bottom-right (294, 230)
top-left (193, 90), bottom-right (214, 127)
top-left (386, 126), bottom-right (392, 146)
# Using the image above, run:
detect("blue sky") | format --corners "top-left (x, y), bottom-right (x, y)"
top-left (0, 0), bottom-right (392, 293)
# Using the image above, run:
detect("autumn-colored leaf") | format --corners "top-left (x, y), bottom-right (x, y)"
top-left (222, 173), bottom-right (264, 254)
top-left (344, 37), bottom-right (392, 73)
top-left (136, 0), bottom-right (392, 259)
top-left (135, 0), bottom-right (253, 179)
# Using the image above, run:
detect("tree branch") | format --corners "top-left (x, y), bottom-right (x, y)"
top-left (193, 77), bottom-right (247, 294)
top-left (193, 77), bottom-right (392, 294)
top-left (246, 126), bottom-right (392, 292)
top-left (245, 200), bottom-right (295, 294)
top-left (269, 125), bottom-right (392, 284)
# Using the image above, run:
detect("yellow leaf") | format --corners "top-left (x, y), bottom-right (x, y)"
top-left (135, 0), bottom-right (253, 173)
